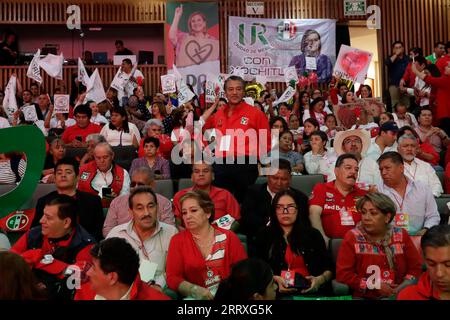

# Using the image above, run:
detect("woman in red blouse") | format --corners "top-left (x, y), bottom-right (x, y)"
top-left (336, 192), bottom-right (423, 299)
top-left (166, 190), bottom-right (247, 300)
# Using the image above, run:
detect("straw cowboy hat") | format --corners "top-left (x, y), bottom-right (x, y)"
top-left (333, 129), bottom-right (371, 156)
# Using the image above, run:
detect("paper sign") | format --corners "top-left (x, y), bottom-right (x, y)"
top-left (177, 80), bottom-right (195, 105)
top-left (54, 94), bottom-right (70, 113)
top-left (305, 57), bottom-right (317, 70)
top-left (139, 260), bottom-right (158, 283)
top-left (205, 79), bottom-right (216, 104)
top-left (22, 106), bottom-right (38, 122)
top-left (284, 66), bottom-right (299, 85)
top-left (246, 1), bottom-right (265, 15)
top-left (160, 74), bottom-right (177, 94)
top-left (334, 45), bottom-right (373, 84)
top-left (273, 86), bottom-right (296, 106)
top-left (213, 214), bottom-right (235, 230)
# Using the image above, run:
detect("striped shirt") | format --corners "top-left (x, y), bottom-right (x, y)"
top-left (0, 159), bottom-right (26, 184)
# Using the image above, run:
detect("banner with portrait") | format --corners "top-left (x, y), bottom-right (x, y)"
top-left (166, 2), bottom-right (220, 94)
top-left (228, 17), bottom-right (336, 83)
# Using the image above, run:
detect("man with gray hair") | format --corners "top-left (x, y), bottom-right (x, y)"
top-left (80, 134), bottom-right (107, 167)
top-left (397, 134), bottom-right (443, 197)
top-left (103, 166), bottom-right (174, 237)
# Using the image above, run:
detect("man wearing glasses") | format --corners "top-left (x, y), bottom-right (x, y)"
top-left (102, 166), bottom-right (174, 237)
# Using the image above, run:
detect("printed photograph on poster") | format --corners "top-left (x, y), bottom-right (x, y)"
top-left (54, 94), bottom-right (70, 113)
top-left (334, 45), bottom-right (373, 84)
top-left (166, 2), bottom-right (220, 94)
top-left (22, 106), bottom-right (38, 123)
top-left (161, 74), bottom-right (177, 94)
top-left (228, 17), bottom-right (336, 83)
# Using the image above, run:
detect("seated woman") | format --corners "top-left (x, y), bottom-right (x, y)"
top-left (254, 189), bottom-right (333, 296)
top-left (336, 192), bottom-right (423, 300)
top-left (302, 98), bottom-right (328, 127)
top-left (138, 119), bottom-right (173, 160)
top-left (100, 106), bottom-right (141, 148)
top-left (297, 118), bottom-right (320, 155)
top-left (129, 137), bottom-right (170, 180)
top-left (152, 102), bottom-right (172, 135)
top-left (215, 258), bottom-right (277, 301)
top-left (41, 139), bottom-right (66, 183)
top-left (278, 130), bottom-right (304, 174)
top-left (304, 131), bottom-right (336, 180)
top-left (0, 152), bottom-right (26, 184)
top-left (166, 190), bottom-right (247, 300)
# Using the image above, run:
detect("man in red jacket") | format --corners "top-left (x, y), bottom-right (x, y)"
top-left (398, 225), bottom-right (450, 300)
top-left (75, 237), bottom-right (170, 300)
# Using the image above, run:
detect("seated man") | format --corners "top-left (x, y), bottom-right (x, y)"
top-left (61, 103), bottom-right (101, 147)
top-left (78, 142), bottom-right (130, 201)
top-left (103, 167), bottom-right (175, 237)
top-left (328, 129), bottom-right (381, 185)
top-left (366, 121), bottom-right (399, 161)
top-left (107, 186), bottom-right (178, 289)
top-left (75, 237), bottom-right (170, 300)
top-left (11, 195), bottom-right (96, 300)
top-left (33, 157), bottom-right (105, 241)
top-left (173, 162), bottom-right (240, 231)
top-left (398, 225), bottom-right (450, 300)
top-left (397, 134), bottom-right (443, 197)
top-left (309, 154), bottom-right (368, 245)
top-left (241, 159), bottom-right (308, 254)
top-left (377, 151), bottom-right (440, 236)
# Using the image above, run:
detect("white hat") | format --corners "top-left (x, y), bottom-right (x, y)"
top-left (333, 129), bottom-right (371, 156)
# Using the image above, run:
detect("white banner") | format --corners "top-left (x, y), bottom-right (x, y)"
top-left (54, 94), bottom-right (70, 113)
top-left (3, 75), bottom-right (18, 121)
top-left (85, 69), bottom-right (107, 104)
top-left (160, 74), bottom-right (177, 94)
top-left (27, 49), bottom-right (42, 84)
top-left (78, 58), bottom-right (89, 87)
top-left (177, 79), bottom-right (195, 105)
top-left (334, 45), bottom-right (373, 84)
top-left (228, 17), bottom-right (336, 83)
top-left (38, 53), bottom-right (64, 80)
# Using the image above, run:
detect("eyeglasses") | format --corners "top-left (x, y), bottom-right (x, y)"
top-left (343, 138), bottom-right (362, 145)
top-left (275, 205), bottom-right (297, 214)
top-left (130, 181), bottom-right (146, 188)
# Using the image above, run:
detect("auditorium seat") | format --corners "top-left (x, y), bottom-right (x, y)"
top-left (178, 178), bottom-right (193, 192)
top-left (64, 147), bottom-right (87, 160)
top-left (436, 196), bottom-right (450, 224)
top-left (329, 238), bottom-right (350, 296)
top-left (154, 179), bottom-right (174, 200)
top-left (0, 183), bottom-right (57, 209)
top-left (112, 146), bottom-right (138, 172)
top-left (290, 174), bottom-right (325, 196)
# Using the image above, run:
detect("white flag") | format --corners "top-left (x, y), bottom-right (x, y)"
top-left (38, 53), bottom-right (64, 80)
top-left (78, 58), bottom-right (89, 86)
top-left (177, 79), bottom-right (195, 105)
top-left (110, 67), bottom-right (126, 91)
top-left (27, 49), bottom-right (42, 84)
top-left (2, 75), bottom-right (18, 121)
top-left (273, 86), bottom-right (296, 106)
top-left (84, 69), bottom-right (107, 104)
top-left (171, 64), bottom-right (182, 81)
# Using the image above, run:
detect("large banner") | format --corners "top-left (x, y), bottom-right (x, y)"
top-left (166, 2), bottom-right (220, 94)
top-left (228, 17), bottom-right (336, 83)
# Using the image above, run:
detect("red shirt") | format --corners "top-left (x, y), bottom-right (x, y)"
top-left (401, 63), bottom-right (416, 88)
top-left (424, 74), bottom-right (450, 122)
top-left (285, 244), bottom-right (309, 277)
top-left (204, 102), bottom-right (271, 159)
top-left (61, 122), bottom-right (101, 144)
top-left (419, 142), bottom-right (440, 166)
top-left (138, 134), bottom-right (173, 160)
top-left (397, 272), bottom-right (442, 300)
top-left (173, 186), bottom-right (241, 221)
top-left (336, 227), bottom-right (423, 299)
top-left (166, 227), bottom-right (247, 292)
top-left (309, 181), bottom-right (367, 239)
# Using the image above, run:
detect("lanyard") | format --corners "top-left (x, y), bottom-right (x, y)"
top-left (405, 161), bottom-right (418, 180)
top-left (386, 185), bottom-right (407, 211)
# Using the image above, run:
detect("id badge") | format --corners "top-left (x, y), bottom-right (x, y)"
top-left (380, 269), bottom-right (395, 285)
top-left (281, 270), bottom-right (295, 287)
top-left (139, 260), bottom-right (158, 283)
top-left (339, 207), bottom-right (355, 226)
top-left (213, 214), bottom-right (235, 230)
top-left (394, 213), bottom-right (409, 229)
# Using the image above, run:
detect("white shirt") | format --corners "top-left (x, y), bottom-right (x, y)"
top-left (95, 283), bottom-right (133, 300)
top-left (377, 177), bottom-right (440, 235)
top-left (0, 117), bottom-right (11, 129)
top-left (366, 137), bottom-right (398, 162)
top-left (403, 157), bottom-right (443, 197)
top-left (90, 114), bottom-right (108, 126)
top-left (304, 150), bottom-right (337, 179)
top-left (91, 166), bottom-right (130, 197)
top-left (100, 122), bottom-right (141, 147)
top-left (50, 118), bottom-right (76, 129)
top-left (118, 69), bottom-right (145, 104)
top-left (393, 112), bottom-right (419, 129)
top-left (350, 122), bottom-right (379, 131)
top-left (107, 220), bottom-right (178, 288)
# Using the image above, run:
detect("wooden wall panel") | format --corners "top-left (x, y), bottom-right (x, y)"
top-left (0, 0), bottom-right (449, 94)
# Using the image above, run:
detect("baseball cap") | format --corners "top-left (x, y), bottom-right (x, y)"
top-left (380, 121), bottom-right (399, 132)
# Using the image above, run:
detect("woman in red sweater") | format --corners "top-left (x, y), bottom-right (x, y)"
top-left (166, 190), bottom-right (247, 300)
top-left (336, 192), bottom-right (422, 299)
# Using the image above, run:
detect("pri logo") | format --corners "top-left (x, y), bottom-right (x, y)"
top-left (276, 21), bottom-right (298, 41)
top-left (6, 212), bottom-right (29, 231)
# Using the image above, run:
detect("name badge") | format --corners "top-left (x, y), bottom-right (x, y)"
top-left (139, 260), bottom-right (158, 283)
top-left (281, 270), bottom-right (295, 287)
top-left (339, 207), bottom-right (355, 226)
top-left (213, 214), bottom-right (235, 230)
top-left (394, 213), bottom-right (409, 229)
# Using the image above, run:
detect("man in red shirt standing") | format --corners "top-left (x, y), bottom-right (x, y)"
top-left (309, 154), bottom-right (368, 246)
top-left (203, 76), bottom-right (271, 203)
top-left (61, 104), bottom-right (101, 147)
top-left (173, 162), bottom-right (240, 231)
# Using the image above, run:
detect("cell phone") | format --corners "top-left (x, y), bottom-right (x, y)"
top-left (102, 187), bottom-right (112, 198)
top-left (75, 135), bottom-right (82, 142)
top-left (289, 273), bottom-right (311, 290)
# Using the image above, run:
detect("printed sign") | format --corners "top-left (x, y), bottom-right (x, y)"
top-left (334, 45), bottom-right (373, 84)
top-left (54, 94), bottom-right (70, 113)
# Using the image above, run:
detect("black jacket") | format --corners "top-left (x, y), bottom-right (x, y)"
top-left (241, 183), bottom-right (309, 238)
top-left (33, 190), bottom-right (104, 241)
